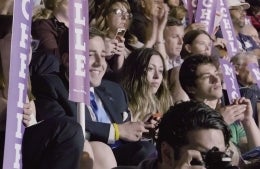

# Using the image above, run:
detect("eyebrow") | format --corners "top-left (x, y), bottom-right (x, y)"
top-left (149, 63), bottom-right (164, 68)
top-left (197, 70), bottom-right (218, 77)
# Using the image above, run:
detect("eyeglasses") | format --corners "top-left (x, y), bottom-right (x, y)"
top-left (110, 9), bottom-right (133, 19)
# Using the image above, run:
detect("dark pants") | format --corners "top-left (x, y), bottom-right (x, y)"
top-left (22, 117), bottom-right (84, 169)
top-left (112, 141), bottom-right (156, 166)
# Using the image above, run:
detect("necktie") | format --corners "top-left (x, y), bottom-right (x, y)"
top-left (89, 91), bottom-right (111, 123)
top-left (90, 91), bottom-right (122, 149)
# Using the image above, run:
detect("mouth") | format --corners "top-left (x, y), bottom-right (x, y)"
top-left (151, 82), bottom-right (160, 87)
top-left (90, 69), bottom-right (102, 75)
top-left (213, 84), bottom-right (222, 90)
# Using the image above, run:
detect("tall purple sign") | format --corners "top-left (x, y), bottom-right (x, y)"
top-left (3, 0), bottom-right (33, 168)
top-left (69, 0), bottom-right (89, 105)
top-left (187, 0), bottom-right (197, 24)
top-left (195, 0), bottom-right (217, 35)
top-left (219, 0), bottom-right (239, 58)
top-left (219, 59), bottom-right (241, 103)
top-left (248, 63), bottom-right (260, 89)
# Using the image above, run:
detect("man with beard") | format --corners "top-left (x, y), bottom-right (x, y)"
top-left (227, 0), bottom-right (260, 53)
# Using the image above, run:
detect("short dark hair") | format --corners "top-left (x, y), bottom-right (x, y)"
top-left (156, 100), bottom-right (231, 161)
top-left (179, 54), bottom-right (219, 99)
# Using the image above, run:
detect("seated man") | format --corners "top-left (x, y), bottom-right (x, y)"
top-left (179, 54), bottom-right (260, 156)
top-left (137, 101), bottom-right (237, 169)
top-left (230, 52), bottom-right (260, 126)
top-left (31, 27), bottom-right (156, 166)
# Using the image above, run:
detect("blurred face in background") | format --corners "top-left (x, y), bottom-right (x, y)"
top-left (164, 25), bottom-right (184, 59)
top-left (229, 6), bottom-right (247, 28)
top-left (235, 56), bottom-right (259, 87)
top-left (106, 2), bottom-right (132, 33)
top-left (146, 55), bottom-right (164, 94)
top-left (185, 33), bottom-right (212, 56)
top-left (141, 0), bottom-right (164, 18)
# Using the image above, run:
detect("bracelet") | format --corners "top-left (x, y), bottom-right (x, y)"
top-left (113, 123), bottom-right (120, 140)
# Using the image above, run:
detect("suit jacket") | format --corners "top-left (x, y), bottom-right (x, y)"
top-left (31, 72), bottom-right (130, 143)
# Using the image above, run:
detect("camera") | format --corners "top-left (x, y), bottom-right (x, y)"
top-left (191, 147), bottom-right (239, 169)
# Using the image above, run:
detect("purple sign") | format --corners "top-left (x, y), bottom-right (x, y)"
top-left (3, 0), bottom-right (33, 168)
top-left (69, 0), bottom-right (90, 105)
top-left (219, 59), bottom-right (241, 103)
top-left (219, 0), bottom-right (239, 58)
top-left (195, 0), bottom-right (218, 35)
top-left (187, 0), bottom-right (197, 24)
top-left (248, 63), bottom-right (260, 89)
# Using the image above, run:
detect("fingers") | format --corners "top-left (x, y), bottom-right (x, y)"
top-left (105, 38), bottom-right (125, 57)
top-left (176, 149), bottom-right (205, 169)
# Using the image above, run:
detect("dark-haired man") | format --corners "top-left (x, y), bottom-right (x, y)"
top-left (137, 101), bottom-right (235, 169)
top-left (31, 28), bottom-right (156, 166)
top-left (179, 54), bottom-right (260, 154)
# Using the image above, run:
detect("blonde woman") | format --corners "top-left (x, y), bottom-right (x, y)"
top-left (121, 48), bottom-right (172, 122)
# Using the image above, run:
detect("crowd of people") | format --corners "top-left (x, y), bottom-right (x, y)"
top-left (1, 0), bottom-right (260, 168)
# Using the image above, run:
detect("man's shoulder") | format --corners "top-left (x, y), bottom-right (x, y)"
top-left (100, 80), bottom-right (124, 90)
top-left (31, 72), bottom-right (66, 89)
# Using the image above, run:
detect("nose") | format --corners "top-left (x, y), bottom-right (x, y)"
top-left (153, 69), bottom-right (159, 79)
top-left (93, 53), bottom-right (102, 66)
top-left (121, 14), bottom-right (129, 20)
top-left (210, 74), bottom-right (220, 83)
top-left (178, 36), bottom-right (183, 45)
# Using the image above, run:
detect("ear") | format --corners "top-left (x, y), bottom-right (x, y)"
top-left (160, 142), bottom-right (175, 167)
top-left (185, 44), bottom-right (192, 53)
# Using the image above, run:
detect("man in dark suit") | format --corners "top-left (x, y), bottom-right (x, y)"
top-left (31, 28), bottom-right (156, 166)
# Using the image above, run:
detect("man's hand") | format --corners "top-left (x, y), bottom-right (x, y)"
top-left (174, 149), bottom-right (205, 169)
top-left (234, 97), bottom-right (254, 123)
top-left (218, 104), bottom-right (246, 125)
top-left (118, 121), bottom-right (148, 142)
top-left (23, 100), bottom-right (37, 127)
